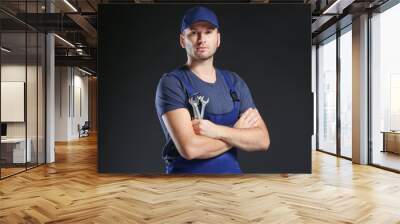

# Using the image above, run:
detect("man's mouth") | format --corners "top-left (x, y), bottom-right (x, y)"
top-left (196, 47), bottom-right (207, 51)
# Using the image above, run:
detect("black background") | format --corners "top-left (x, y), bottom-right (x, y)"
top-left (98, 4), bottom-right (312, 174)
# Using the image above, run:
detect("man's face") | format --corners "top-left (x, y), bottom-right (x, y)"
top-left (180, 21), bottom-right (221, 61)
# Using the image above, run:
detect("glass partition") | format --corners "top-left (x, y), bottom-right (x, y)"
top-left (0, 1), bottom-right (46, 179)
top-left (371, 3), bottom-right (400, 171)
top-left (1, 31), bottom-right (28, 177)
top-left (339, 28), bottom-right (352, 158)
top-left (317, 35), bottom-right (337, 154)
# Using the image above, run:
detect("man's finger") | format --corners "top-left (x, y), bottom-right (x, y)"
top-left (249, 117), bottom-right (259, 127)
top-left (244, 110), bottom-right (258, 124)
top-left (241, 108), bottom-right (253, 120)
top-left (244, 110), bottom-right (257, 121)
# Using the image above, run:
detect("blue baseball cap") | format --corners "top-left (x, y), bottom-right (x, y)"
top-left (181, 6), bottom-right (219, 33)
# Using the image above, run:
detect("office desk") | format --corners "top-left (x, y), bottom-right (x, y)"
top-left (1, 138), bottom-right (32, 163)
top-left (381, 131), bottom-right (400, 154)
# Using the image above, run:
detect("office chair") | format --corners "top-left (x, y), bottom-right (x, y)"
top-left (78, 121), bottom-right (90, 138)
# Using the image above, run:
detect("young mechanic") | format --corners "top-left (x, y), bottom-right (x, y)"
top-left (155, 6), bottom-right (270, 174)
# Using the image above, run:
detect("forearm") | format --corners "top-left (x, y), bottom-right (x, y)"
top-left (162, 109), bottom-right (232, 160)
top-left (187, 135), bottom-right (232, 159)
top-left (216, 126), bottom-right (269, 152)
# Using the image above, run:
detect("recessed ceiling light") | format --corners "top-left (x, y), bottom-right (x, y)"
top-left (54, 34), bottom-right (75, 48)
top-left (322, 0), bottom-right (353, 15)
top-left (77, 67), bottom-right (93, 76)
top-left (1, 47), bottom-right (11, 53)
top-left (63, 0), bottom-right (78, 12)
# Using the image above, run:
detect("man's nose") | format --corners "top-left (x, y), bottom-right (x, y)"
top-left (197, 33), bottom-right (206, 43)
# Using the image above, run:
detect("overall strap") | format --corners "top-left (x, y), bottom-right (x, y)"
top-left (220, 70), bottom-right (240, 102)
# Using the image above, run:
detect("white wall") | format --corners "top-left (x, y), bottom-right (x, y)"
top-left (1, 64), bottom-right (42, 137)
top-left (1, 65), bottom-right (26, 134)
top-left (72, 72), bottom-right (89, 138)
top-left (55, 67), bottom-right (89, 141)
top-left (55, 66), bottom-right (69, 141)
top-left (1, 64), bottom-right (46, 163)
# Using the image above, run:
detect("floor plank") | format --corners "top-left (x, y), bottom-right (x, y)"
top-left (0, 135), bottom-right (400, 223)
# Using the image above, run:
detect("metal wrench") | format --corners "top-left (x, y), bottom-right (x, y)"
top-left (188, 96), bottom-right (201, 119)
top-left (198, 96), bottom-right (209, 119)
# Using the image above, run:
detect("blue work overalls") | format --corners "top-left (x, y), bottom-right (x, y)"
top-left (162, 67), bottom-right (242, 174)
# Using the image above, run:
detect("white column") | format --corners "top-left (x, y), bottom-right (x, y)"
top-left (352, 14), bottom-right (369, 164)
top-left (46, 0), bottom-right (55, 163)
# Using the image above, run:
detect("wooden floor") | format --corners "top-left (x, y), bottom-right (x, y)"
top-left (1, 135), bottom-right (400, 223)
top-left (1, 167), bottom-right (26, 178)
top-left (372, 151), bottom-right (400, 171)
top-left (1, 163), bottom-right (45, 178)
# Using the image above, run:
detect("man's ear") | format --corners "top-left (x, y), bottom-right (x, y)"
top-left (217, 32), bottom-right (221, 48)
top-left (179, 34), bottom-right (185, 49)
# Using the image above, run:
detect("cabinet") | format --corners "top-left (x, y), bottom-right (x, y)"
top-left (1, 138), bottom-right (32, 164)
top-left (382, 131), bottom-right (400, 154)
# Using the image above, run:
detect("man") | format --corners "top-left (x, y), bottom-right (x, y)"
top-left (155, 6), bottom-right (270, 174)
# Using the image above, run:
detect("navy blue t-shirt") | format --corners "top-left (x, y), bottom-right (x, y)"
top-left (155, 65), bottom-right (256, 142)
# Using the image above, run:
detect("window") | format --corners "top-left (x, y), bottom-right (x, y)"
top-left (339, 28), bottom-right (352, 158)
top-left (370, 2), bottom-right (400, 171)
top-left (318, 36), bottom-right (337, 154)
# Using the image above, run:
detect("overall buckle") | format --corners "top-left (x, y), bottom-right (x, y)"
top-left (230, 90), bottom-right (240, 102)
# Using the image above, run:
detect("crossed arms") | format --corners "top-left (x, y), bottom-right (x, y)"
top-left (161, 107), bottom-right (270, 160)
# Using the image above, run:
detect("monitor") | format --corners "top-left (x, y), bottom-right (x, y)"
top-left (1, 123), bottom-right (7, 137)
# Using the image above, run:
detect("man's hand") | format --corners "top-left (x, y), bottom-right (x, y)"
top-left (192, 108), bottom-right (260, 139)
top-left (192, 119), bottom-right (222, 139)
top-left (234, 108), bottom-right (260, 129)
top-left (191, 107), bottom-right (270, 151)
